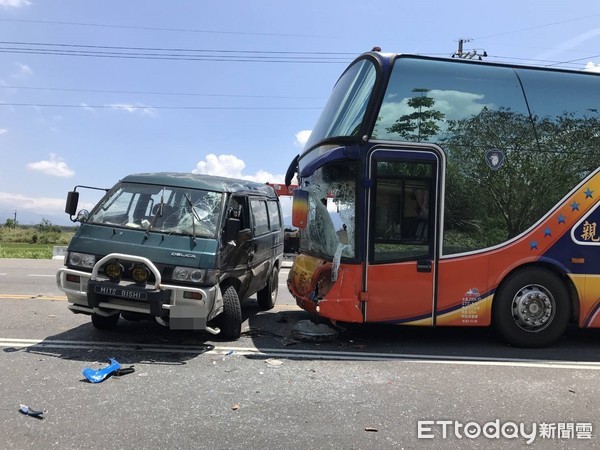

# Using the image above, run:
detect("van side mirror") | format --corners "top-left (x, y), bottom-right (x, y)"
top-left (292, 189), bottom-right (309, 229)
top-left (65, 191), bottom-right (79, 216)
top-left (224, 217), bottom-right (241, 242)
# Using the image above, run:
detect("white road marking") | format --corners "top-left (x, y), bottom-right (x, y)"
top-left (27, 274), bottom-right (55, 277)
top-left (1, 337), bottom-right (599, 370)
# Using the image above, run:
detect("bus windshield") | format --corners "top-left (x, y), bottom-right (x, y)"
top-left (303, 59), bottom-right (377, 150)
top-left (300, 161), bottom-right (358, 263)
top-left (88, 182), bottom-right (223, 238)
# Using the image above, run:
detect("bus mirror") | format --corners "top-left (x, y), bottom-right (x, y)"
top-left (292, 189), bottom-right (309, 229)
top-left (65, 191), bottom-right (79, 216)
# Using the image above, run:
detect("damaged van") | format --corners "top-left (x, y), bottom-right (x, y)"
top-left (56, 172), bottom-right (284, 340)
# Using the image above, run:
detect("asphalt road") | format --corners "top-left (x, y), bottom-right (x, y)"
top-left (1, 258), bottom-right (600, 449)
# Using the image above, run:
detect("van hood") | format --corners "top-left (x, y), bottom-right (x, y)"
top-left (68, 224), bottom-right (218, 268)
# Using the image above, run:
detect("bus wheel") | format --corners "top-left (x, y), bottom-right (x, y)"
top-left (218, 286), bottom-right (242, 340)
top-left (257, 266), bottom-right (279, 310)
top-left (493, 268), bottom-right (569, 348)
top-left (91, 312), bottom-right (119, 330)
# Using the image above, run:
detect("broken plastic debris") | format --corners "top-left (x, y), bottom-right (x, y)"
top-left (365, 427), bottom-right (378, 432)
top-left (19, 404), bottom-right (47, 418)
top-left (231, 403), bottom-right (240, 411)
top-left (265, 358), bottom-right (283, 367)
top-left (114, 366), bottom-right (135, 376)
top-left (291, 320), bottom-right (338, 342)
top-left (82, 358), bottom-right (122, 383)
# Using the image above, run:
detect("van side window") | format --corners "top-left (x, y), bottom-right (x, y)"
top-left (229, 196), bottom-right (250, 230)
top-left (267, 200), bottom-right (281, 231)
top-left (250, 199), bottom-right (269, 236)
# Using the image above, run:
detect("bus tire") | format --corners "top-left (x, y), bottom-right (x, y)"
top-left (493, 267), bottom-right (570, 348)
top-left (257, 266), bottom-right (279, 310)
top-left (91, 312), bottom-right (119, 330)
top-left (218, 286), bottom-right (242, 340)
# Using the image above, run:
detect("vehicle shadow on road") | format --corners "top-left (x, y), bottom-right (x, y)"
top-left (3, 318), bottom-right (217, 366)
top-left (245, 304), bottom-right (600, 363)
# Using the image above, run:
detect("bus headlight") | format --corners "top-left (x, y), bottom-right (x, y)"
top-left (68, 252), bottom-right (96, 269)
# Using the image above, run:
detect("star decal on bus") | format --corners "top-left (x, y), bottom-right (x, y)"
top-left (544, 227), bottom-right (552, 237)
top-left (530, 240), bottom-right (538, 250)
top-left (571, 201), bottom-right (580, 211)
top-left (557, 214), bottom-right (566, 224)
top-left (584, 188), bottom-right (594, 199)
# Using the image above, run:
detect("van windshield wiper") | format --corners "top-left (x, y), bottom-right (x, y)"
top-left (183, 193), bottom-right (199, 244)
top-left (145, 192), bottom-right (165, 239)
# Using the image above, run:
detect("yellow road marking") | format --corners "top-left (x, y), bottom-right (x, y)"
top-left (0, 294), bottom-right (67, 301)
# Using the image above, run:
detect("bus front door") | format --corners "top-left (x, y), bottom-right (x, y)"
top-left (364, 147), bottom-right (440, 325)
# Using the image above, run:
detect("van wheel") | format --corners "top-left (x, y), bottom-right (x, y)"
top-left (91, 313), bottom-right (119, 330)
top-left (218, 286), bottom-right (242, 340)
top-left (257, 266), bottom-right (279, 310)
top-left (493, 268), bottom-right (570, 348)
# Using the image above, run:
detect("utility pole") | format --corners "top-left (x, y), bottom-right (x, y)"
top-left (13, 210), bottom-right (17, 225)
top-left (452, 38), bottom-right (487, 60)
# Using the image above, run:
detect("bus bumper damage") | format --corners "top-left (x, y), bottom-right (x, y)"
top-left (287, 254), bottom-right (363, 323)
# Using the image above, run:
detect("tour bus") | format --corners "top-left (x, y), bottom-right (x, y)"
top-left (285, 50), bottom-right (600, 347)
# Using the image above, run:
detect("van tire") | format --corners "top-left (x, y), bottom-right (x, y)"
top-left (91, 313), bottom-right (119, 330)
top-left (219, 286), bottom-right (242, 340)
top-left (493, 267), bottom-right (570, 348)
top-left (257, 266), bottom-right (279, 310)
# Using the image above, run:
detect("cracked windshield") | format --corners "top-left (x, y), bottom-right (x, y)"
top-left (88, 183), bottom-right (223, 238)
top-left (301, 162), bottom-right (358, 277)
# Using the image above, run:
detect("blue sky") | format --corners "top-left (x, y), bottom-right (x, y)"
top-left (1, 0), bottom-right (600, 226)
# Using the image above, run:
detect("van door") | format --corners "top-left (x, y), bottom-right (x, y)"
top-left (364, 146), bottom-right (441, 325)
top-left (247, 198), bottom-right (274, 296)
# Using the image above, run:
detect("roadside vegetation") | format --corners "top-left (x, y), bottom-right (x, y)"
top-left (0, 219), bottom-right (75, 259)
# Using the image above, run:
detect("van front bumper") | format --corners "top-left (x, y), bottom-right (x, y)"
top-left (56, 253), bottom-right (223, 334)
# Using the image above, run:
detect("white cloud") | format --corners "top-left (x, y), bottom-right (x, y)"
top-left (192, 153), bottom-right (284, 183)
top-left (27, 153), bottom-right (75, 177)
top-left (81, 103), bottom-right (95, 113)
top-left (0, 128), bottom-right (7, 135)
top-left (584, 62), bottom-right (600, 73)
top-left (0, 0), bottom-right (31, 8)
top-left (0, 192), bottom-right (64, 216)
top-left (108, 103), bottom-right (156, 116)
top-left (295, 129), bottom-right (311, 148)
top-left (12, 62), bottom-right (33, 78)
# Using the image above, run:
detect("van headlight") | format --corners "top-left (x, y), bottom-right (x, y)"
top-left (172, 266), bottom-right (205, 283)
top-left (68, 252), bottom-right (96, 269)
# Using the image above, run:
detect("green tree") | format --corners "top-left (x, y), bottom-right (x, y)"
top-left (443, 107), bottom-right (600, 243)
top-left (386, 88), bottom-right (445, 142)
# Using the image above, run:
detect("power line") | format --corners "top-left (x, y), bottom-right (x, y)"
top-left (474, 12), bottom-right (600, 41)
top-left (0, 85), bottom-right (324, 99)
top-left (0, 41), bottom-right (352, 63)
top-left (0, 40), bottom-right (356, 56)
top-left (0, 103), bottom-right (323, 110)
top-left (0, 18), bottom-right (326, 39)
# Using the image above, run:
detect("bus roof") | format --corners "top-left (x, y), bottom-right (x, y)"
top-left (370, 51), bottom-right (600, 78)
top-left (121, 172), bottom-right (277, 197)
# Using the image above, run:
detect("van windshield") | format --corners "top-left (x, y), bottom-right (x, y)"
top-left (87, 182), bottom-right (224, 238)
